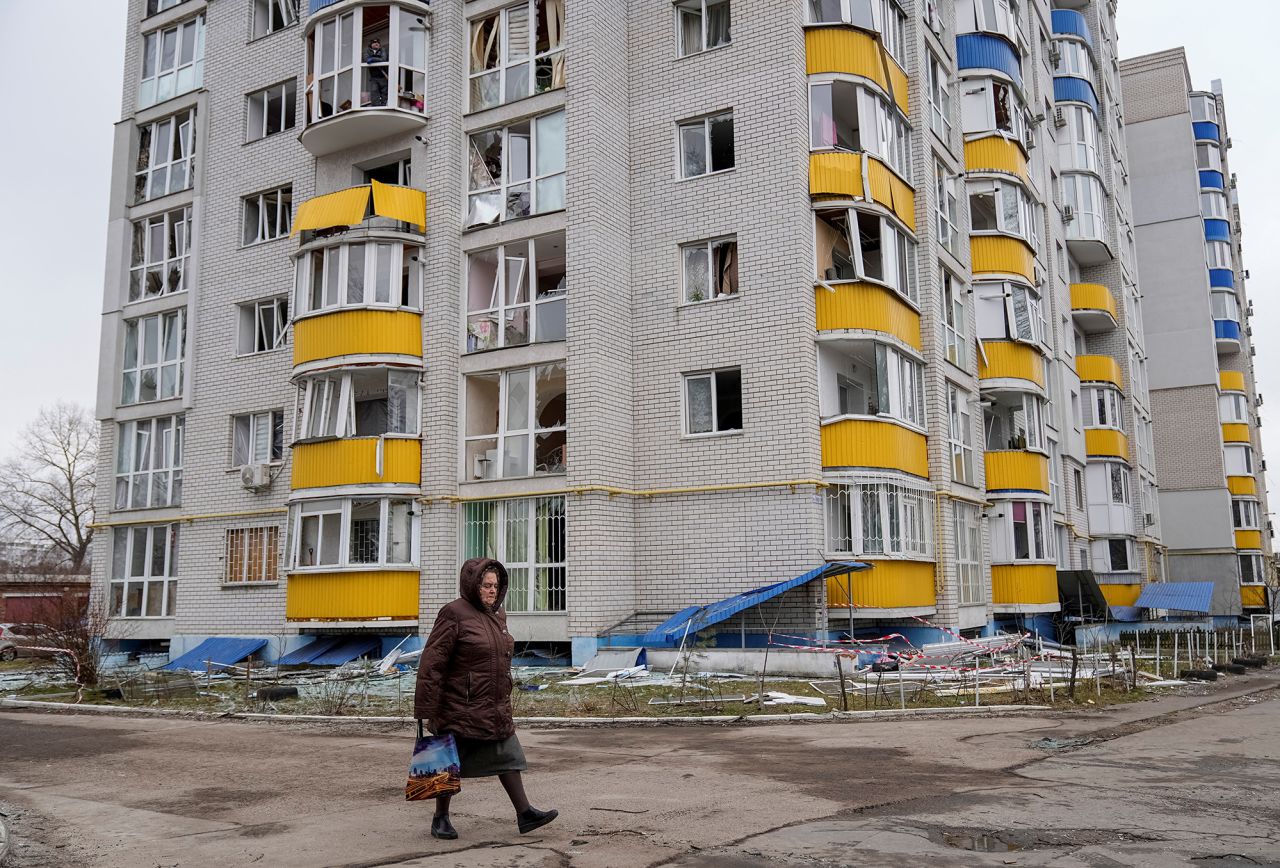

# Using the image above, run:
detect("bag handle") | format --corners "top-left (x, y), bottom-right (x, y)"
top-left (417, 719), bottom-right (424, 739)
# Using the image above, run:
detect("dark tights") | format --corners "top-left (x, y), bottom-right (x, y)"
top-left (435, 771), bottom-right (529, 818)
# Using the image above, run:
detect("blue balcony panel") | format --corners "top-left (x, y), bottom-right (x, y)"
top-left (1210, 268), bottom-right (1236, 289)
top-left (310, 0), bottom-right (341, 13)
top-left (1199, 170), bottom-right (1224, 190)
top-left (1053, 76), bottom-right (1099, 114)
top-left (1204, 219), bottom-right (1232, 242)
top-left (1193, 121), bottom-right (1221, 142)
top-left (957, 33), bottom-right (1023, 89)
top-left (1051, 9), bottom-right (1093, 46)
top-left (1215, 319), bottom-right (1241, 341)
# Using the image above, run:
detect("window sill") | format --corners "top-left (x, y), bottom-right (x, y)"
top-left (463, 206), bottom-right (567, 234)
top-left (221, 581), bottom-right (280, 589)
top-left (677, 167), bottom-right (736, 184)
top-left (123, 289), bottom-right (189, 308)
top-left (816, 278), bottom-right (919, 313)
top-left (234, 346), bottom-right (288, 359)
top-left (240, 234), bottom-right (291, 251)
top-left (464, 84), bottom-right (566, 118)
top-left (679, 293), bottom-right (740, 309)
top-left (463, 338), bottom-right (567, 356)
top-left (290, 434), bottom-right (421, 448)
top-left (291, 304), bottom-right (423, 324)
top-left (674, 42), bottom-right (733, 62)
top-left (681, 429), bottom-right (744, 441)
top-left (820, 413), bottom-right (926, 437)
top-left (247, 24), bottom-right (300, 46)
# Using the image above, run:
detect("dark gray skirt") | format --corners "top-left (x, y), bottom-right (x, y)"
top-left (449, 733), bottom-right (528, 778)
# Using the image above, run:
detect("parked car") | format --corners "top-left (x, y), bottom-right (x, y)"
top-left (0, 623), bottom-right (61, 661)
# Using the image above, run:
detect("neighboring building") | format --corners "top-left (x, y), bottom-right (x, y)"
top-left (1120, 50), bottom-right (1272, 620)
top-left (93, 0), bottom-right (1166, 666)
top-left (0, 542), bottom-right (91, 624)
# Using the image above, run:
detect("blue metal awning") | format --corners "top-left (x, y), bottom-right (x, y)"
top-left (163, 637), bottom-right (267, 672)
top-left (309, 636), bottom-right (381, 666)
top-left (278, 637), bottom-right (345, 666)
top-left (640, 562), bottom-right (870, 647)
top-left (1135, 582), bottom-right (1215, 614)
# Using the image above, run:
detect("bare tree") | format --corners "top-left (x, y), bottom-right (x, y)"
top-left (0, 403), bottom-right (96, 572)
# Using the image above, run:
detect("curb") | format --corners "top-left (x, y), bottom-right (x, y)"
top-left (0, 813), bottom-right (9, 867)
top-left (1, 697), bottom-right (1049, 726)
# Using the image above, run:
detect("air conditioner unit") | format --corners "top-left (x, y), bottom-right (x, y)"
top-left (1062, 205), bottom-right (1075, 222)
top-left (1226, 136), bottom-right (1233, 149)
top-left (1054, 107), bottom-right (1067, 128)
top-left (1257, 393), bottom-right (1264, 407)
top-left (1049, 46), bottom-right (1062, 66)
top-left (240, 464), bottom-right (272, 491)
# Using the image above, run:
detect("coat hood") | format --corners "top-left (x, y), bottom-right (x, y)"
top-left (459, 556), bottom-right (508, 613)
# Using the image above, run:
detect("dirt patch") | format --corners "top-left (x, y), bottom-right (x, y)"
top-left (0, 719), bottom-right (141, 765)
top-left (132, 785), bottom-right (277, 816)
top-left (0, 801), bottom-right (93, 868)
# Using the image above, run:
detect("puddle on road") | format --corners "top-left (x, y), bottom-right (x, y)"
top-left (929, 830), bottom-right (1022, 852)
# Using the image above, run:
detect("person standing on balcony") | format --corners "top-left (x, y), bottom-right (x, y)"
top-left (415, 557), bottom-right (558, 841)
top-left (364, 38), bottom-right (388, 107)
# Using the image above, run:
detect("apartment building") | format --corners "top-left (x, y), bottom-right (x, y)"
top-left (93, 0), bottom-right (1164, 666)
top-left (1120, 50), bottom-right (1272, 619)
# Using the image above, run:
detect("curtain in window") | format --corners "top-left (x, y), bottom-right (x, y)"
top-left (471, 15), bottom-right (498, 73)
top-left (714, 242), bottom-right (737, 296)
top-left (463, 501), bottom-right (498, 558)
top-left (543, 0), bottom-right (566, 86)
top-left (706, 2), bottom-right (730, 47)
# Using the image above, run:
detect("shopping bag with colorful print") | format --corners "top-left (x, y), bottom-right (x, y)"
top-left (405, 722), bottom-right (462, 801)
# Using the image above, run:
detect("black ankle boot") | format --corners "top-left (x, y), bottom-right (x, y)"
top-left (517, 806), bottom-right (559, 834)
top-left (431, 813), bottom-right (457, 840)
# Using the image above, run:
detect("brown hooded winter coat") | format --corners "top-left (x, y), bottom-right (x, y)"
top-left (414, 557), bottom-right (515, 740)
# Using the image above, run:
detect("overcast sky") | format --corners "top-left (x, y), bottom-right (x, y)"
top-left (0, 1), bottom-right (1276, 493)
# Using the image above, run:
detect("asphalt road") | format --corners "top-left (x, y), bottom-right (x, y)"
top-left (1, 673), bottom-right (1278, 867)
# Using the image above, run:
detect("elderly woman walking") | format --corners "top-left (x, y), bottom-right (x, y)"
top-left (415, 557), bottom-right (558, 840)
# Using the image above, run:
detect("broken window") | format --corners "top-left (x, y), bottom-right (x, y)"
top-left (115, 415), bottom-right (185, 510)
top-left (941, 268), bottom-right (967, 368)
top-left (247, 80), bottom-right (298, 142)
top-left (948, 384), bottom-right (975, 485)
top-left (109, 524), bottom-right (178, 618)
top-left (983, 391), bottom-right (1045, 451)
top-left (296, 368), bottom-right (421, 440)
top-left (974, 280), bottom-right (1042, 344)
top-left (678, 112), bottom-right (734, 178)
top-left (927, 50), bottom-right (951, 139)
top-left (819, 341), bottom-right (923, 426)
top-left (147, 0), bottom-right (183, 14)
top-left (138, 14), bottom-right (205, 109)
top-left (676, 0), bottom-right (731, 56)
top-left (294, 239), bottom-right (422, 314)
top-left (469, 0), bottom-right (566, 111)
top-left (809, 80), bottom-right (861, 151)
top-left (681, 237), bottom-right (738, 303)
top-left (291, 496), bottom-right (417, 569)
top-left (225, 527), bottom-right (280, 584)
top-left (253, 0), bottom-right (299, 39)
top-left (1105, 538), bottom-right (1131, 572)
top-left (1240, 553), bottom-right (1264, 584)
top-left (243, 186), bottom-right (293, 246)
top-left (463, 496), bottom-right (566, 612)
top-left (465, 363), bottom-right (567, 479)
top-left (130, 206), bottom-right (190, 302)
top-left (968, 178), bottom-right (1036, 242)
top-left (466, 231), bottom-right (567, 351)
top-left (467, 110), bottom-right (566, 226)
top-left (825, 478), bottom-right (933, 557)
top-left (232, 410), bottom-right (284, 467)
top-left (814, 208), bottom-right (916, 302)
top-left (122, 310), bottom-right (185, 405)
top-left (237, 297), bottom-right (289, 355)
top-left (684, 368), bottom-right (741, 435)
top-left (135, 110), bottom-right (196, 203)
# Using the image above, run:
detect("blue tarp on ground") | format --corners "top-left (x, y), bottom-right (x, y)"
top-left (1135, 582), bottom-right (1216, 614)
top-left (1109, 606), bottom-right (1143, 622)
top-left (278, 637), bottom-right (345, 666)
top-left (640, 562), bottom-right (871, 647)
top-left (163, 637), bottom-right (267, 672)
top-left (309, 636), bottom-right (381, 666)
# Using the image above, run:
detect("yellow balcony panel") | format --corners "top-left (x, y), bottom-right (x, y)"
top-left (815, 281), bottom-right (921, 349)
top-left (963, 135), bottom-right (1029, 183)
top-left (1070, 283), bottom-right (1118, 333)
top-left (1098, 583), bottom-right (1142, 607)
top-left (827, 560), bottom-right (935, 609)
top-left (1076, 354), bottom-right (1123, 388)
top-left (979, 340), bottom-right (1045, 388)
top-left (1241, 585), bottom-right (1268, 609)
top-left (1085, 428), bottom-right (1130, 459)
top-left (1222, 423), bottom-right (1251, 444)
top-left (293, 309), bottom-right (423, 367)
top-left (970, 235), bottom-right (1036, 282)
top-left (1227, 475), bottom-right (1258, 496)
top-left (985, 450), bottom-right (1050, 494)
top-left (991, 564), bottom-right (1059, 606)
top-left (1235, 530), bottom-right (1263, 550)
top-left (809, 152), bottom-right (916, 232)
top-left (292, 438), bottom-right (422, 489)
top-left (1219, 370), bottom-right (1247, 393)
top-left (286, 570), bottom-right (419, 621)
top-left (821, 417), bottom-right (928, 477)
top-left (805, 28), bottom-right (908, 114)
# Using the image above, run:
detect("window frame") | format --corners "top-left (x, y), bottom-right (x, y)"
top-left (1239, 553), bottom-right (1265, 585)
top-left (1200, 190), bottom-right (1229, 220)
top-left (252, 0), bottom-right (300, 41)
top-left (1082, 384), bottom-right (1125, 430)
top-left (303, 5), bottom-right (428, 123)
top-left (246, 79), bottom-right (298, 142)
top-left (1219, 391), bottom-right (1249, 424)
top-left (1058, 104), bottom-right (1099, 172)
top-left (467, 0), bottom-right (567, 112)
top-left (680, 236), bottom-right (739, 304)
top-left (926, 50), bottom-right (952, 140)
top-left (466, 110), bottom-right (567, 226)
top-left (969, 176), bottom-right (1038, 244)
top-left (676, 0), bottom-right (732, 57)
top-left (463, 363), bottom-right (568, 478)
top-left (115, 415), bottom-right (185, 510)
top-left (934, 160), bottom-right (960, 256)
top-left (1206, 240), bottom-right (1233, 271)
top-left (461, 496), bottom-right (567, 612)
top-left (295, 367), bottom-right (423, 442)
top-left (121, 310), bottom-right (186, 405)
top-left (683, 368), bottom-right (743, 436)
top-left (224, 526), bottom-right (281, 585)
top-left (138, 14), bottom-right (205, 109)
top-left (289, 496), bottom-right (420, 571)
top-left (677, 111), bottom-right (736, 179)
top-left (1000, 500), bottom-right (1056, 563)
top-left (465, 232), bottom-right (568, 351)
top-left (294, 238), bottom-right (424, 316)
top-left (947, 383), bottom-right (975, 485)
top-left (108, 524), bottom-right (179, 618)
top-left (1232, 498), bottom-right (1260, 531)
top-left (242, 185), bottom-right (294, 247)
top-left (825, 477), bottom-right (935, 559)
top-left (814, 207), bottom-right (917, 303)
top-left (237, 296), bottom-right (290, 356)
top-left (941, 268), bottom-right (966, 368)
top-left (954, 500), bottom-right (983, 604)
top-left (232, 410), bottom-right (285, 468)
top-left (1210, 290), bottom-right (1240, 322)
top-left (135, 110), bottom-right (196, 204)
top-left (129, 206), bottom-right (191, 303)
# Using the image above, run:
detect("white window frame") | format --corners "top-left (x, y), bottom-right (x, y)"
top-left (461, 496), bottom-right (567, 612)
top-left (238, 296), bottom-right (290, 355)
top-left (1001, 500), bottom-right (1056, 563)
top-left (466, 233), bottom-right (568, 351)
top-left (304, 5), bottom-right (428, 122)
top-left (115, 415), bottom-right (184, 510)
top-left (941, 269), bottom-right (967, 367)
top-left (1048, 438), bottom-right (1063, 511)
top-left (814, 208), bottom-right (917, 303)
top-left (823, 342), bottom-right (924, 429)
top-left (1190, 93), bottom-right (1218, 124)
top-left (948, 383), bottom-right (975, 485)
top-left (1225, 444), bottom-right (1255, 476)
top-left (468, 0), bottom-right (567, 111)
top-left (1058, 105), bottom-right (1098, 172)
top-left (1233, 498), bottom-right (1261, 531)
top-left (253, 0), bottom-right (299, 40)
top-left (1210, 291), bottom-right (1240, 322)
top-left (296, 368), bottom-right (422, 442)
top-left (678, 111), bottom-right (736, 179)
top-left (1083, 384), bottom-right (1124, 430)
top-left (467, 110), bottom-right (567, 226)
top-left (109, 524), bottom-right (178, 618)
top-left (129, 206), bottom-right (191, 303)
top-left (1107, 461), bottom-right (1131, 506)
top-left (135, 110), bottom-right (196, 203)
top-left (1195, 143), bottom-right (1223, 172)
top-left (224, 526), bottom-right (281, 584)
top-left (290, 496), bottom-right (420, 570)
top-left (825, 477), bottom-right (935, 558)
top-left (969, 177), bottom-right (1037, 244)
top-left (681, 236), bottom-right (739, 303)
top-left (676, 0), bottom-right (731, 57)
top-left (294, 239), bottom-right (424, 315)
top-left (147, 0), bottom-right (183, 14)
top-left (1219, 391), bottom-right (1249, 424)
top-left (927, 50), bottom-right (952, 140)
top-left (809, 79), bottom-right (911, 179)
top-left (233, 410), bottom-right (285, 467)
top-left (935, 160), bottom-right (960, 255)
top-left (138, 14), bottom-right (205, 109)
top-left (683, 368), bottom-right (743, 436)
top-left (122, 310), bottom-right (186, 405)
top-left (464, 363), bottom-right (568, 477)
top-left (242, 186), bottom-right (293, 246)
top-left (1206, 241), bottom-right (1233, 270)
top-left (1052, 39), bottom-right (1093, 79)
top-left (954, 501), bottom-right (983, 604)
top-left (1239, 553), bottom-right (1265, 585)
top-left (247, 80), bottom-right (298, 142)
top-left (1200, 190), bottom-right (1229, 220)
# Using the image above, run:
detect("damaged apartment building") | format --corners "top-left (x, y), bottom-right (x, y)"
top-left (95, 0), bottom-right (1182, 667)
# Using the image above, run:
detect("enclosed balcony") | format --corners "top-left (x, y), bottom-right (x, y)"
top-left (1241, 585), bottom-right (1268, 610)
top-left (826, 561), bottom-right (936, 613)
top-left (809, 152), bottom-right (916, 232)
top-left (1191, 92), bottom-right (1220, 142)
top-left (1070, 283), bottom-right (1117, 333)
top-left (1062, 173), bottom-right (1111, 264)
top-left (804, 27), bottom-right (908, 115)
top-left (301, 1), bottom-right (430, 156)
top-left (1076, 354), bottom-right (1123, 388)
top-left (1210, 290), bottom-right (1242, 354)
top-left (964, 135), bottom-right (1029, 182)
top-left (293, 438), bottom-right (421, 489)
top-left (1085, 459), bottom-right (1136, 536)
